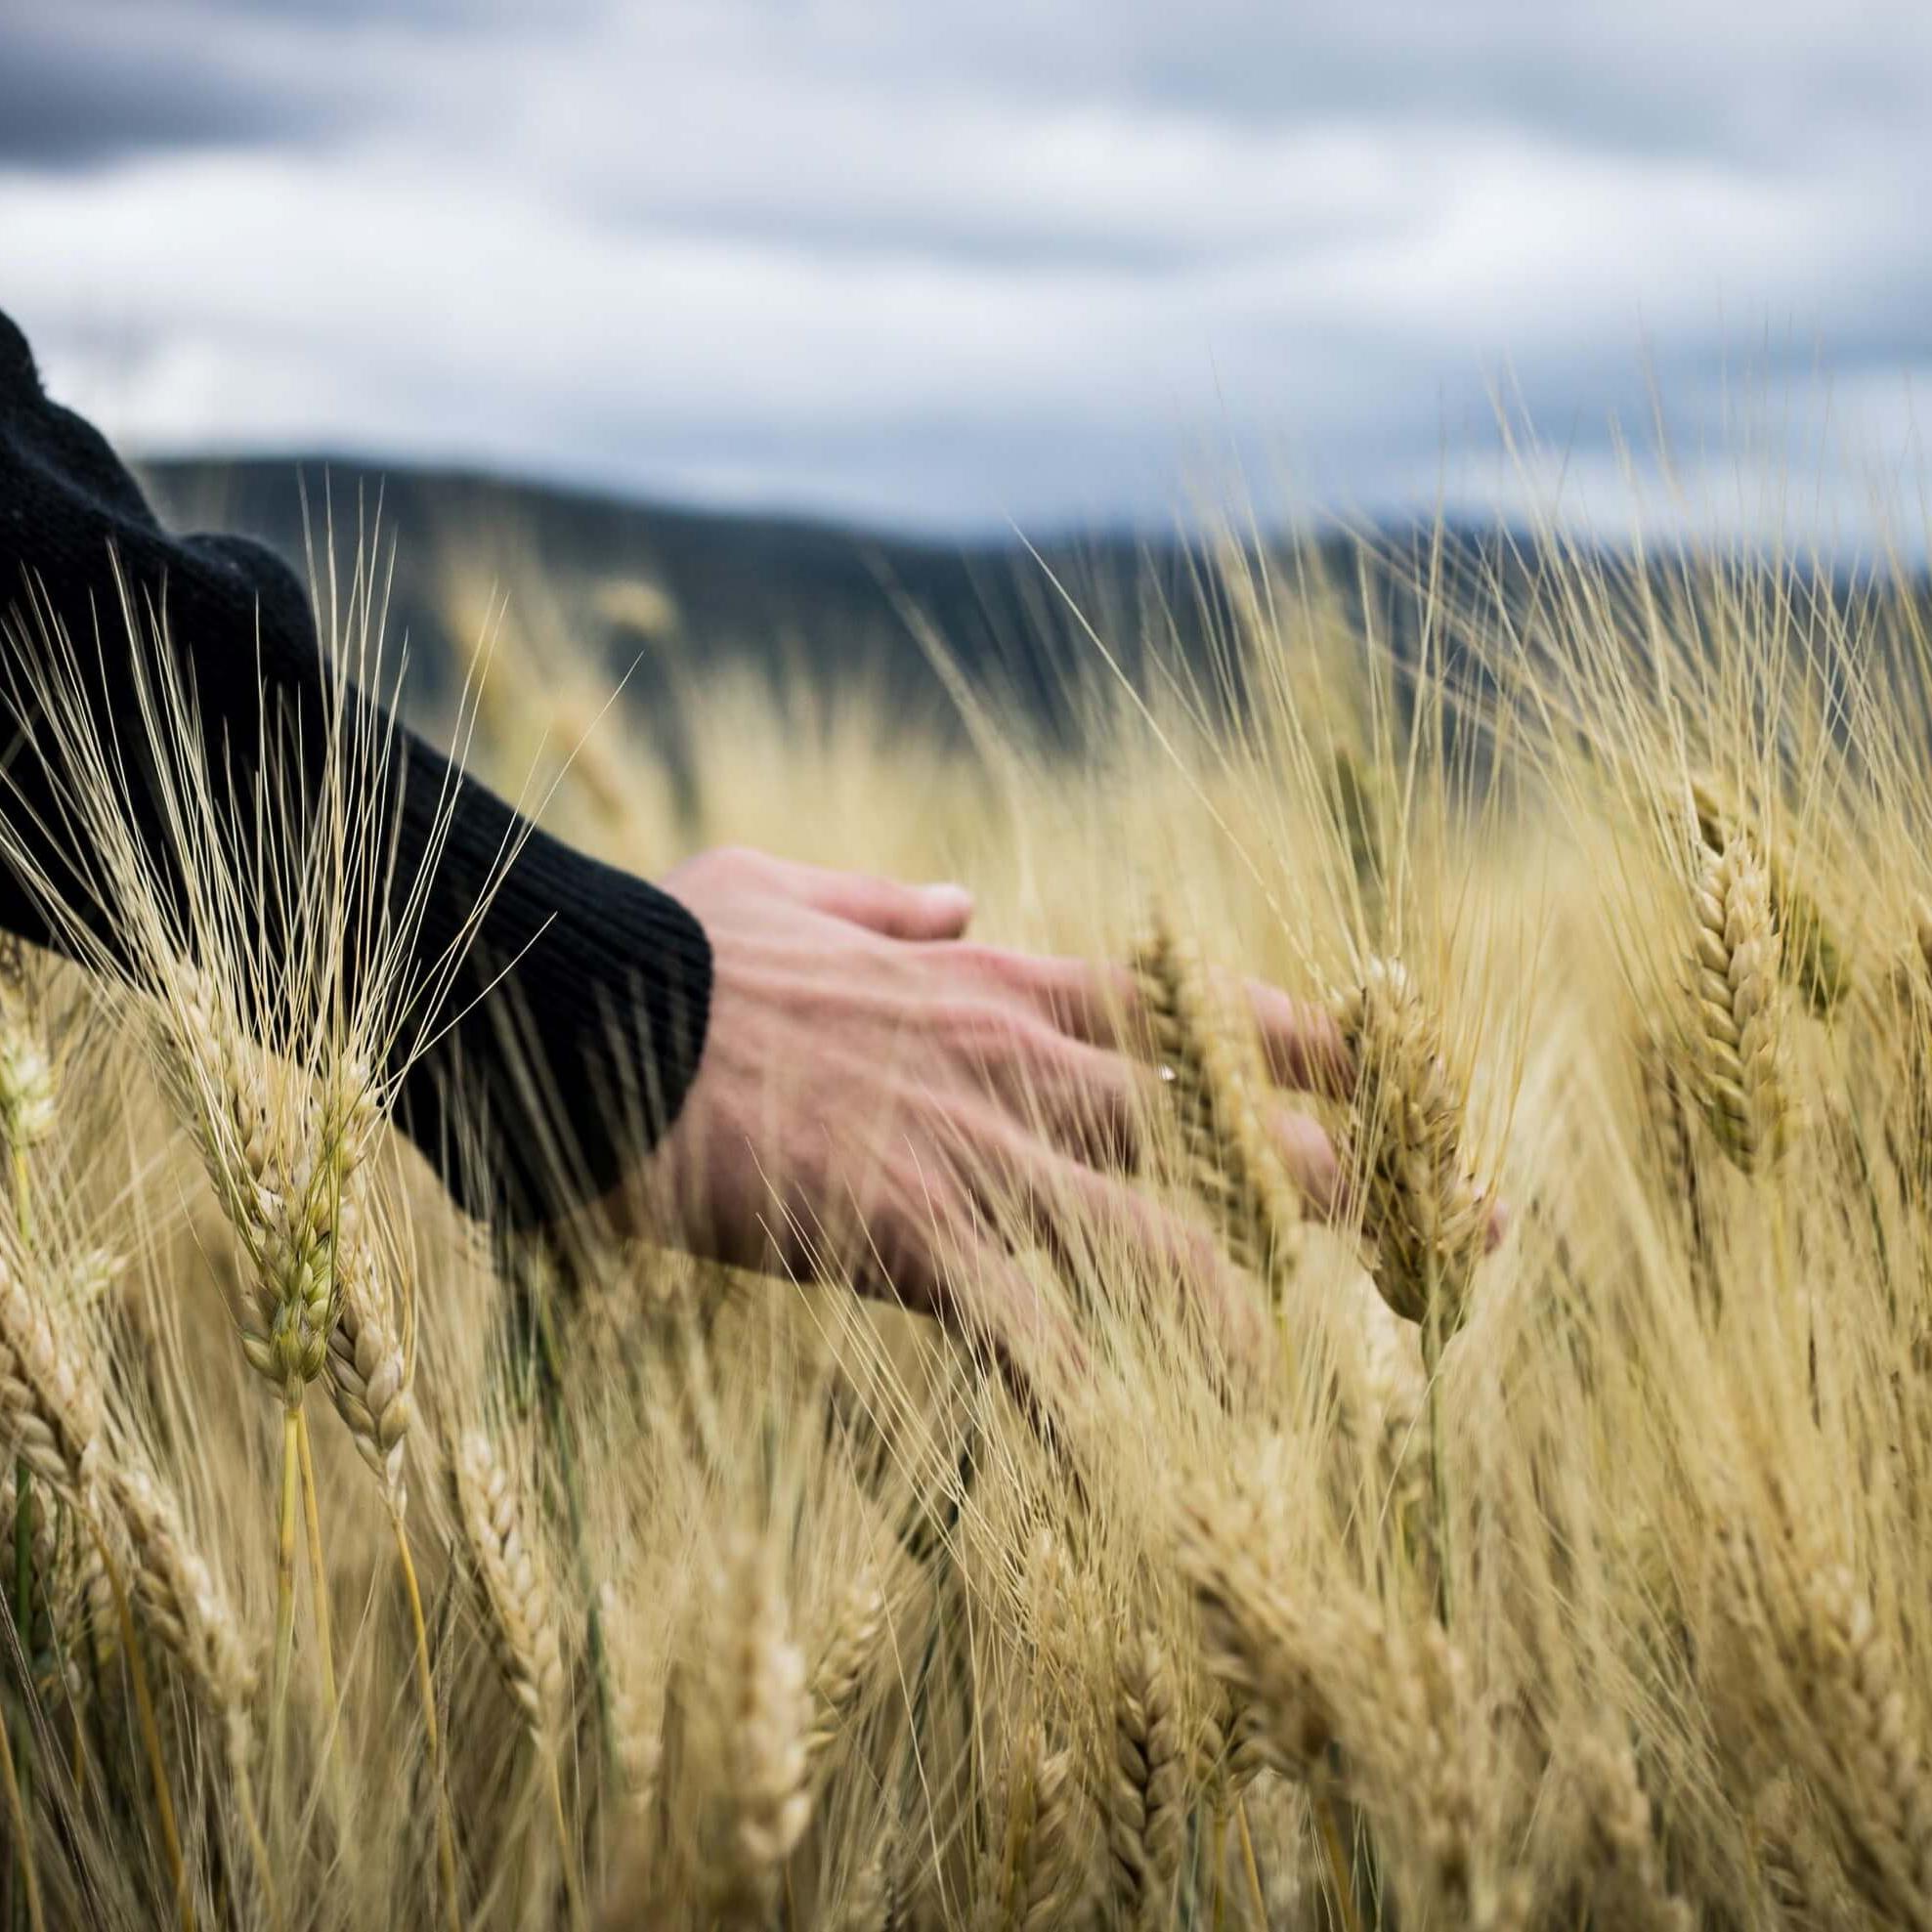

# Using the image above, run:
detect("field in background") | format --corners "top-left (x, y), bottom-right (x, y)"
top-left (2, 473), bottom-right (1932, 1928)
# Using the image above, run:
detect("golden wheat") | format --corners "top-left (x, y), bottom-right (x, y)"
top-left (1688, 837), bottom-right (1791, 1173)
top-left (1333, 958), bottom-right (1491, 1333)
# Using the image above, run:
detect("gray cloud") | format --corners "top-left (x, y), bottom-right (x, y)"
top-left (0, 7), bottom-right (386, 170)
top-left (4, 0), bottom-right (1930, 539)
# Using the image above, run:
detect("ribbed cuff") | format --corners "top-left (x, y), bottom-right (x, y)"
top-left (394, 774), bottom-right (713, 1227)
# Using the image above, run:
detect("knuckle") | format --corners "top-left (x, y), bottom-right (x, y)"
top-left (702, 842), bottom-right (764, 880)
top-left (944, 999), bottom-right (1032, 1062)
top-left (949, 941), bottom-right (1015, 983)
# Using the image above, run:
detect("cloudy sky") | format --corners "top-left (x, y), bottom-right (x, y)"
top-left (5, 0), bottom-right (1931, 541)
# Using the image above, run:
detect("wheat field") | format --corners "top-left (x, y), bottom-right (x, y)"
top-left (0, 499), bottom-right (1928, 1930)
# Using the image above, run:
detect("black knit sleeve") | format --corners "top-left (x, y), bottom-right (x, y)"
top-left (0, 310), bottom-right (712, 1226)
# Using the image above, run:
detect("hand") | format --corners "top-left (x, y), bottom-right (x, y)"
top-left (613, 845), bottom-right (1354, 1384)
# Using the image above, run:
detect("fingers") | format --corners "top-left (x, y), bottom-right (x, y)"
top-left (996, 1039), bottom-right (1353, 1226)
top-left (951, 991), bottom-right (1351, 1219)
top-left (1243, 982), bottom-right (1352, 1098)
top-left (1016, 1152), bottom-right (1269, 1375)
top-left (845, 1177), bottom-right (1090, 1421)
top-left (1266, 1103), bottom-right (1349, 1223)
top-left (994, 951), bottom-right (1352, 1099)
top-left (770, 854), bottom-right (975, 940)
top-left (975, 1031), bottom-right (1155, 1171)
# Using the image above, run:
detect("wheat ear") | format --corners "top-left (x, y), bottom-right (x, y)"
top-left (0, 1244), bottom-right (99, 1501)
top-left (322, 1207), bottom-right (410, 1511)
top-left (451, 1429), bottom-right (567, 1744)
top-left (1135, 909), bottom-right (1305, 1306)
top-left (1014, 1739), bottom-right (1097, 1930)
top-left (1573, 1735), bottom-right (1693, 1932)
top-left (107, 1461), bottom-right (256, 1716)
top-left (0, 1221), bottom-right (101, 1896)
top-left (1716, 1504), bottom-right (1932, 1930)
top-left (1880, 900), bottom-right (1932, 1207)
top-left (1109, 1628), bottom-right (1186, 1925)
top-left (601, 1583), bottom-right (663, 1823)
top-left (317, 1176), bottom-right (452, 1922)
top-left (1334, 957), bottom-right (1491, 1332)
top-left (153, 967), bottom-right (336, 1402)
top-left (804, 1568), bottom-right (884, 1781)
top-left (832, 1838), bottom-right (899, 1931)
top-left (1357, 1308), bottom-right (1432, 1566)
top-left (1689, 837), bottom-right (1791, 1173)
top-left (1692, 777), bottom-right (1849, 1014)
top-left (1333, 958), bottom-right (1486, 1623)
top-left (1175, 1489), bottom-right (1336, 1782)
top-left (1797, 1565), bottom-right (1932, 1927)
top-left (103, 1462), bottom-right (267, 1924)
top-left (0, 957), bottom-right (58, 1917)
top-left (709, 1536), bottom-right (813, 1929)
top-left (0, 1199), bottom-right (46, 1928)
top-left (451, 1427), bottom-right (580, 1921)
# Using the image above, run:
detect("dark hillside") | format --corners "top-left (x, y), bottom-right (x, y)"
top-left (142, 455), bottom-right (1245, 742)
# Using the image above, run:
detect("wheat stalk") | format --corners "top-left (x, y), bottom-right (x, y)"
top-left (1692, 777), bottom-right (1849, 1015)
top-left (1013, 1738), bottom-right (1096, 1930)
top-left (1174, 1489), bottom-right (1336, 1782)
top-left (322, 1204), bottom-right (409, 1511)
top-left (451, 1428), bottom-right (568, 1749)
top-left (804, 1568), bottom-right (884, 1780)
top-left (451, 1425), bottom-right (580, 1921)
top-left (832, 1839), bottom-right (898, 1931)
top-left (1715, 1498), bottom-right (1932, 1930)
top-left (1795, 1565), bottom-right (1932, 1927)
top-left (708, 1535), bottom-right (812, 1929)
top-left (1334, 957), bottom-right (1491, 1332)
top-left (1108, 1628), bottom-right (1185, 1926)
top-left (1572, 1734), bottom-right (1693, 1932)
top-left (1135, 910), bottom-right (1305, 1307)
top-left (1689, 837), bottom-right (1791, 1173)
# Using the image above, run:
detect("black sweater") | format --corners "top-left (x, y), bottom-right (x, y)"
top-left (0, 310), bottom-right (711, 1225)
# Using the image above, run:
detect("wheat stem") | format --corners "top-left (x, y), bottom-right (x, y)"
top-left (1313, 1792), bottom-right (1364, 1932)
top-left (0, 1678), bottom-right (41, 1932)
top-left (228, 1710), bottom-right (281, 1932)
top-left (1209, 1799), bottom-right (1229, 1931)
top-left (1234, 1797), bottom-right (1265, 1926)
top-left (1422, 1293), bottom-right (1454, 1628)
top-left (396, 1512), bottom-right (461, 1932)
top-left (1690, 835), bottom-right (1791, 1172)
top-left (546, 1750), bottom-right (585, 1931)
top-left (10, 1454), bottom-right (30, 1903)
top-left (89, 1516), bottom-right (190, 1932)
top-left (1136, 911), bottom-right (1306, 1331)
top-left (271, 1402), bottom-right (300, 1794)
top-left (9, 1142), bottom-right (33, 1912)
top-left (293, 1407), bottom-right (336, 1717)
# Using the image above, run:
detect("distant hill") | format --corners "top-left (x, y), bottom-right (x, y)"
top-left (152, 456), bottom-right (1908, 785)
top-left (141, 455), bottom-right (1268, 748)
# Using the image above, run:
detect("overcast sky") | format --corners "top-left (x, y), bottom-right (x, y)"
top-left (5, 0), bottom-right (1932, 541)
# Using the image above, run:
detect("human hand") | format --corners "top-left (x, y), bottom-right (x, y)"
top-left (611, 846), bottom-right (1358, 1388)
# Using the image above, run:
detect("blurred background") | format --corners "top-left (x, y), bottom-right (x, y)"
top-left (6, 0), bottom-right (1932, 753)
